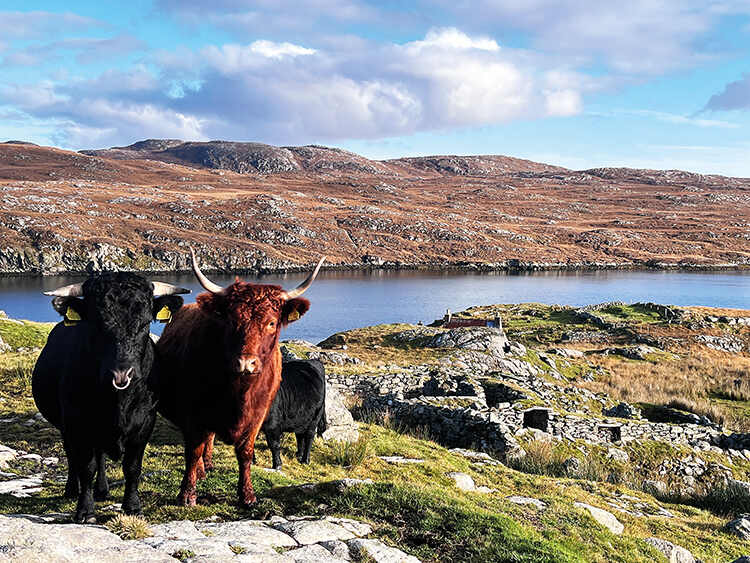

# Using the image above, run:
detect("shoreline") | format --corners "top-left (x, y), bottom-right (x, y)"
top-left (1, 259), bottom-right (748, 278)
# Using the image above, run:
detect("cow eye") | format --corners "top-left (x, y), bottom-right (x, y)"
top-left (267, 321), bottom-right (276, 330)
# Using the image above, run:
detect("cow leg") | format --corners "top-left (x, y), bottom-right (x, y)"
top-left (235, 437), bottom-right (257, 507)
top-left (202, 433), bottom-right (215, 473)
top-left (266, 429), bottom-right (283, 470)
top-left (300, 430), bottom-right (315, 464)
top-left (178, 436), bottom-right (206, 507)
top-left (122, 442), bottom-right (147, 515)
top-left (93, 450), bottom-right (109, 501)
top-left (70, 443), bottom-right (97, 524)
top-left (295, 432), bottom-right (304, 461)
top-left (63, 440), bottom-right (79, 499)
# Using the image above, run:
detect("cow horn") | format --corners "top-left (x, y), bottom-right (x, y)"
top-left (283, 257), bottom-right (325, 300)
top-left (151, 281), bottom-right (191, 296)
top-left (189, 246), bottom-right (225, 294)
top-left (43, 282), bottom-right (84, 297)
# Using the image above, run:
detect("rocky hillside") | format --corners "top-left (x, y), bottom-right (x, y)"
top-left (1, 140), bottom-right (749, 275)
top-left (1, 302), bottom-right (750, 561)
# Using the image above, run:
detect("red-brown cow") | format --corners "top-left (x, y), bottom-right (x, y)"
top-left (156, 248), bottom-right (324, 506)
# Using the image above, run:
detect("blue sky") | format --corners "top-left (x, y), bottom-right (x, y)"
top-left (2, 1), bottom-right (750, 175)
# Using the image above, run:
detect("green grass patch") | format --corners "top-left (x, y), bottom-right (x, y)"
top-left (0, 318), bottom-right (53, 350)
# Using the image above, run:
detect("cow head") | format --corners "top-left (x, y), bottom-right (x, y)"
top-left (44, 273), bottom-right (190, 391)
top-left (189, 248), bottom-right (323, 376)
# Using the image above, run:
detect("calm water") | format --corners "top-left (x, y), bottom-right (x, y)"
top-left (1, 270), bottom-right (748, 344)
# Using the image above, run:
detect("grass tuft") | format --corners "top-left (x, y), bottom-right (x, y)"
top-left (105, 514), bottom-right (153, 540)
top-left (327, 437), bottom-right (372, 467)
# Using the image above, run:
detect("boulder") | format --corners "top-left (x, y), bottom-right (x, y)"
top-left (272, 519), bottom-right (355, 545)
top-left (574, 502), bottom-right (624, 535)
top-left (644, 537), bottom-right (696, 563)
top-left (321, 385), bottom-right (359, 443)
top-left (602, 402), bottom-right (641, 419)
top-left (724, 514), bottom-right (750, 540)
top-left (446, 472), bottom-right (476, 492)
top-left (426, 327), bottom-right (508, 358)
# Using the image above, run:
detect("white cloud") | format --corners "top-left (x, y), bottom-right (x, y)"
top-left (0, 10), bottom-right (101, 39)
top-left (629, 109), bottom-right (739, 128)
top-left (406, 27), bottom-right (500, 52)
top-left (1, 28), bottom-right (590, 147)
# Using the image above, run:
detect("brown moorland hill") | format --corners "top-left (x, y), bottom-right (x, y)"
top-left (0, 139), bottom-right (749, 275)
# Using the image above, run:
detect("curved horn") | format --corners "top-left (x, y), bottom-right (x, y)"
top-left (151, 281), bottom-right (191, 296)
top-left (283, 257), bottom-right (325, 300)
top-left (189, 246), bottom-right (224, 294)
top-left (43, 282), bottom-right (84, 297)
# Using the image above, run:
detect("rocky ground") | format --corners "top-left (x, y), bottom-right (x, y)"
top-left (1, 140), bottom-right (749, 274)
top-left (1, 302), bottom-right (750, 561)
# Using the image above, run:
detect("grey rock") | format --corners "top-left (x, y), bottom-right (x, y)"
top-left (272, 520), bottom-right (355, 545)
top-left (446, 472), bottom-right (476, 491)
top-left (324, 517), bottom-right (372, 537)
top-left (347, 538), bottom-right (421, 563)
top-left (378, 456), bottom-right (425, 465)
top-left (642, 480), bottom-right (668, 497)
top-left (141, 536), bottom-right (236, 559)
top-left (724, 514), bottom-right (750, 540)
top-left (196, 520), bottom-right (298, 547)
top-left (603, 402), bottom-right (641, 419)
top-left (288, 543), bottom-right (348, 562)
top-left (574, 502), bottom-right (624, 535)
top-left (729, 557), bottom-right (750, 563)
top-left (148, 520), bottom-right (204, 540)
top-left (321, 385), bottom-right (359, 443)
top-left (319, 540), bottom-right (352, 560)
top-left (0, 514), bottom-right (173, 562)
top-left (506, 496), bottom-right (547, 510)
top-left (0, 443), bottom-right (18, 469)
top-left (644, 537), bottom-right (696, 563)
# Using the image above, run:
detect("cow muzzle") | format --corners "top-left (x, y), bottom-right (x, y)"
top-left (112, 367), bottom-right (133, 390)
top-left (236, 356), bottom-right (260, 375)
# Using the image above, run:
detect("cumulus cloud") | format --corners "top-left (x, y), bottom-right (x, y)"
top-left (703, 74), bottom-right (750, 111)
top-left (1, 29), bottom-right (592, 147)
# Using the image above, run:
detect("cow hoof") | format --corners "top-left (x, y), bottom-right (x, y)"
top-left (74, 510), bottom-right (96, 524)
top-left (178, 491), bottom-right (197, 507)
top-left (123, 499), bottom-right (142, 515)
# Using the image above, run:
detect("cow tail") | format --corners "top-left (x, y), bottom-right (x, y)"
top-left (317, 407), bottom-right (328, 437)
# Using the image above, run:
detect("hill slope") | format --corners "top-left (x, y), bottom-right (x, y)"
top-left (1, 139), bottom-right (748, 275)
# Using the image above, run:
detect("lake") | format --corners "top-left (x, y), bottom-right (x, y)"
top-left (1, 269), bottom-right (748, 344)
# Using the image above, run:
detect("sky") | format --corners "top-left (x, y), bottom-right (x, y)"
top-left (2, 1), bottom-right (750, 175)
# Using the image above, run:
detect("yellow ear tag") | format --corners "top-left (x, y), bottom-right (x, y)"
top-left (156, 306), bottom-right (172, 323)
top-left (64, 307), bottom-right (81, 327)
top-left (287, 310), bottom-right (300, 322)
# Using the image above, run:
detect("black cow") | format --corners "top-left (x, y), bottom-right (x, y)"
top-left (261, 359), bottom-right (327, 469)
top-left (32, 273), bottom-right (188, 523)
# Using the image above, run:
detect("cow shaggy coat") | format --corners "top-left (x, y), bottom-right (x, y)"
top-left (156, 251), bottom-right (322, 507)
top-left (32, 273), bottom-right (187, 523)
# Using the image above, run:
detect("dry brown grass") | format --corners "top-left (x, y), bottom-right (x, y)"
top-left (581, 345), bottom-right (750, 431)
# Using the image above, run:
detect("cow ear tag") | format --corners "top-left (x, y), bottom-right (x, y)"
top-left (64, 307), bottom-right (81, 327)
top-left (156, 306), bottom-right (172, 323)
top-left (287, 310), bottom-right (300, 322)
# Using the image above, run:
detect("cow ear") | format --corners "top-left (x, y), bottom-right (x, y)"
top-left (281, 297), bottom-right (310, 325)
top-left (196, 292), bottom-right (226, 317)
top-left (153, 295), bottom-right (185, 323)
top-left (51, 297), bottom-right (85, 324)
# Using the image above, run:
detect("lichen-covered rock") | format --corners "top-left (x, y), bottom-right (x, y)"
top-left (724, 514), bottom-right (750, 540)
top-left (644, 537), bottom-right (696, 563)
top-left (602, 402), bottom-right (641, 419)
top-left (426, 327), bottom-right (508, 357)
top-left (573, 502), bottom-right (624, 535)
top-left (321, 385), bottom-right (359, 443)
top-left (347, 538), bottom-right (421, 563)
top-left (272, 519), bottom-right (356, 545)
top-left (0, 514), bottom-right (174, 562)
